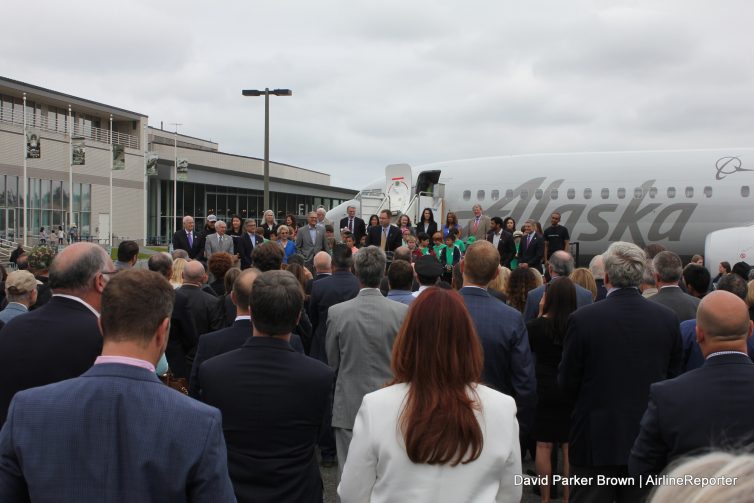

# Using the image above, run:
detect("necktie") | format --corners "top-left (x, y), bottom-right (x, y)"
top-left (380, 228), bottom-right (387, 250)
top-left (473, 217), bottom-right (480, 232)
top-left (527, 234), bottom-right (533, 246)
top-left (187, 232), bottom-right (193, 247)
top-left (349, 218), bottom-right (353, 232)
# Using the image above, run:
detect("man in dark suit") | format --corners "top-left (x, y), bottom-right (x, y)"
top-left (459, 241), bottom-right (536, 432)
top-left (649, 251), bottom-right (700, 321)
top-left (0, 242), bottom-right (110, 425)
top-left (178, 260), bottom-right (223, 337)
top-left (200, 270), bottom-right (333, 503)
top-left (559, 241), bottom-right (683, 503)
top-left (487, 216), bottom-right (516, 268)
top-left (523, 251), bottom-right (593, 322)
top-left (239, 218), bottom-right (264, 269)
top-left (339, 205), bottom-right (366, 246)
top-left (630, 290), bottom-right (754, 480)
top-left (296, 211), bottom-right (329, 265)
top-left (172, 215), bottom-right (201, 259)
top-left (518, 219), bottom-right (545, 272)
top-left (365, 209), bottom-right (402, 253)
top-left (0, 269), bottom-right (235, 501)
top-left (305, 251), bottom-right (332, 295)
top-left (147, 253), bottom-right (199, 378)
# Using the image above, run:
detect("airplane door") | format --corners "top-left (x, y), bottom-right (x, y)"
top-left (384, 164), bottom-right (413, 213)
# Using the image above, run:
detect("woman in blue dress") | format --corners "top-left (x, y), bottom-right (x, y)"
top-left (277, 225), bottom-right (297, 264)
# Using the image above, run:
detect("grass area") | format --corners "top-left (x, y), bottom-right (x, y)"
top-left (109, 249), bottom-right (155, 261)
top-left (145, 246), bottom-right (168, 252)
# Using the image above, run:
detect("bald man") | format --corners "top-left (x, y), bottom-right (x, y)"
top-left (178, 260), bottom-right (223, 337)
top-left (0, 243), bottom-right (113, 424)
top-left (630, 290), bottom-right (754, 479)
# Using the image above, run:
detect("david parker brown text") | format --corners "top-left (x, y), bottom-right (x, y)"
top-left (515, 474), bottom-right (738, 489)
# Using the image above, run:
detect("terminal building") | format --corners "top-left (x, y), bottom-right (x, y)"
top-left (0, 76), bottom-right (356, 245)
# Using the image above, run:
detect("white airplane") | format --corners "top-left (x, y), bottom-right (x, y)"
top-left (327, 148), bottom-right (754, 266)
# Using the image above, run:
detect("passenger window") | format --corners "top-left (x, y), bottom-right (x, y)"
top-left (617, 188), bottom-right (626, 199)
top-left (491, 190), bottom-right (499, 200)
top-left (742, 186), bottom-right (750, 198)
top-left (704, 186), bottom-right (712, 198)
top-left (550, 189), bottom-right (558, 200)
top-left (521, 190), bottom-right (529, 199)
top-left (649, 187), bottom-right (658, 199)
top-left (634, 188), bottom-right (643, 199)
top-left (463, 190), bottom-right (471, 201)
top-left (667, 187), bottom-right (676, 198)
top-left (685, 186), bottom-right (694, 198)
top-left (567, 188), bottom-right (575, 200)
top-left (601, 188), bottom-right (609, 199)
top-left (535, 189), bottom-right (543, 200)
top-left (505, 189), bottom-right (513, 198)
top-left (477, 190), bottom-right (485, 201)
top-left (584, 188), bottom-right (592, 200)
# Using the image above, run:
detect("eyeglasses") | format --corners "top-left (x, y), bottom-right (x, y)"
top-left (101, 270), bottom-right (119, 276)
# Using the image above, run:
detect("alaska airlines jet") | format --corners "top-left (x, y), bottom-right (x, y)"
top-left (327, 148), bottom-right (754, 258)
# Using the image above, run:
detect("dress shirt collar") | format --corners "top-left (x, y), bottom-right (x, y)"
top-left (606, 286), bottom-right (639, 297)
top-left (5, 302), bottom-right (28, 312)
top-left (235, 315), bottom-right (251, 321)
top-left (95, 355), bottom-right (155, 372)
top-left (706, 350), bottom-right (749, 360)
top-left (659, 285), bottom-right (681, 290)
top-left (52, 293), bottom-right (100, 318)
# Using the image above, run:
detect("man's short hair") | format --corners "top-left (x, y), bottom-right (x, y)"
top-left (171, 249), bottom-right (189, 260)
top-left (392, 246), bottom-right (412, 263)
top-left (718, 274), bottom-right (747, 300)
top-left (353, 246), bottom-right (386, 288)
top-left (653, 251), bottom-right (683, 283)
top-left (250, 270), bottom-right (303, 336)
top-left (182, 260), bottom-right (206, 283)
top-left (379, 209), bottom-right (391, 218)
top-left (101, 270), bottom-right (175, 344)
top-left (252, 242), bottom-right (283, 272)
top-left (603, 241), bottom-right (646, 288)
top-left (313, 252), bottom-right (332, 272)
top-left (49, 243), bottom-right (110, 291)
top-left (388, 260), bottom-right (414, 291)
top-left (683, 264), bottom-right (711, 295)
top-left (463, 241), bottom-right (500, 285)
top-left (147, 253), bottom-right (173, 279)
top-left (233, 268), bottom-right (260, 312)
top-left (549, 251), bottom-right (574, 277)
top-left (117, 240), bottom-right (139, 263)
top-left (331, 244), bottom-right (353, 270)
top-left (588, 254), bottom-right (605, 278)
top-left (490, 216), bottom-right (503, 227)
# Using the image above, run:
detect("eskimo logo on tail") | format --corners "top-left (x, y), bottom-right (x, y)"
top-left (455, 178), bottom-right (697, 247)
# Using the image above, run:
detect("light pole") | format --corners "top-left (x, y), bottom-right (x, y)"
top-left (241, 88), bottom-right (292, 213)
top-left (169, 122), bottom-right (182, 245)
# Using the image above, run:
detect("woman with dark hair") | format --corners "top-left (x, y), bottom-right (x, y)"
top-left (284, 214), bottom-right (298, 238)
top-left (228, 215), bottom-right (243, 237)
top-left (367, 214), bottom-right (379, 233)
top-left (443, 212), bottom-right (461, 238)
top-left (502, 216), bottom-right (516, 234)
top-left (207, 252), bottom-right (234, 296)
top-left (506, 267), bottom-right (538, 313)
top-left (339, 287), bottom-right (522, 502)
top-left (526, 277), bottom-right (577, 503)
top-left (415, 208), bottom-right (437, 237)
top-left (712, 261), bottom-right (731, 289)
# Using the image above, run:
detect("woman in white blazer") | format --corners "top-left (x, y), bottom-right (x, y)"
top-left (338, 287), bottom-right (522, 503)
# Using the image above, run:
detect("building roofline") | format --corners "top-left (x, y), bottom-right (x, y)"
top-left (0, 76), bottom-right (146, 119)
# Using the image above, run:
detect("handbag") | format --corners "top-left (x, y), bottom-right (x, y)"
top-left (158, 371), bottom-right (189, 395)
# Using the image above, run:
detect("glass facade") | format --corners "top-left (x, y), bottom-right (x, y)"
top-left (0, 177), bottom-right (92, 241)
top-left (149, 180), bottom-right (349, 243)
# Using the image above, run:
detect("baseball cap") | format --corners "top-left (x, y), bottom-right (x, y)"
top-left (5, 270), bottom-right (37, 295)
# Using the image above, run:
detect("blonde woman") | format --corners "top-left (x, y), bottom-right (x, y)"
top-left (276, 225), bottom-right (297, 264)
top-left (570, 267), bottom-right (598, 301)
top-left (487, 266), bottom-right (511, 302)
top-left (170, 258), bottom-right (187, 289)
top-left (262, 210), bottom-right (278, 240)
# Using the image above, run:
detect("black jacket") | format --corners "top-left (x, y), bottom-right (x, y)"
top-left (308, 271), bottom-right (360, 363)
top-left (487, 229), bottom-right (517, 268)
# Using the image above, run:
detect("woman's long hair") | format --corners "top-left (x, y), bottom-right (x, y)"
top-left (506, 267), bottom-right (537, 312)
top-left (541, 277), bottom-right (577, 345)
top-left (391, 287), bottom-right (484, 466)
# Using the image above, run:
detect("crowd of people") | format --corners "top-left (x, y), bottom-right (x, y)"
top-left (1, 205), bottom-right (754, 503)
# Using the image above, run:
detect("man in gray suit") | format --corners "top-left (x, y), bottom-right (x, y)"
top-left (204, 220), bottom-right (234, 258)
top-left (463, 204), bottom-right (492, 241)
top-left (523, 250), bottom-right (594, 322)
top-left (326, 245), bottom-right (408, 482)
top-left (650, 251), bottom-right (700, 322)
top-left (296, 212), bottom-right (328, 265)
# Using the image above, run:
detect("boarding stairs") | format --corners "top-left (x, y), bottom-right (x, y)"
top-left (368, 164), bottom-right (446, 227)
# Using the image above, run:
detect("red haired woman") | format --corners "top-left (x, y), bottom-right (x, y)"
top-left (338, 287), bottom-right (522, 502)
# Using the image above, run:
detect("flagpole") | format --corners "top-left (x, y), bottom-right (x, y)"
top-left (22, 93), bottom-right (27, 247)
top-left (68, 104), bottom-right (73, 234)
top-left (109, 114), bottom-right (113, 247)
top-left (143, 124), bottom-right (148, 245)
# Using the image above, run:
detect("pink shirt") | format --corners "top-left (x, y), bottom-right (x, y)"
top-left (94, 355), bottom-right (155, 373)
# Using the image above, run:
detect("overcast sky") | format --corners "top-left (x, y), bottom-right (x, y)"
top-left (2, 1), bottom-right (752, 189)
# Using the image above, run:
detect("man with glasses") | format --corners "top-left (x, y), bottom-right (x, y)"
top-left (0, 242), bottom-right (114, 425)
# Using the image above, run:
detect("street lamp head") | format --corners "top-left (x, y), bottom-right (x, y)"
top-left (242, 90), bottom-right (263, 96)
top-left (242, 89), bottom-right (292, 97)
top-left (272, 89), bottom-right (292, 96)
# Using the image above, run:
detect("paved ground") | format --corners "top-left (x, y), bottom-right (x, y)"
top-left (321, 456), bottom-right (565, 502)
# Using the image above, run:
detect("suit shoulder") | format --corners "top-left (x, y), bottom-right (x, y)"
top-left (293, 352), bottom-right (335, 380)
top-left (476, 384), bottom-right (518, 413)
